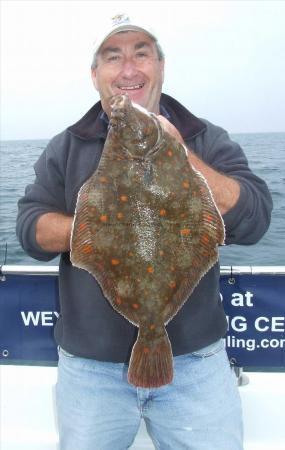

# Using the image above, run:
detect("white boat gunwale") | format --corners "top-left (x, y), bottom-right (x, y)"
top-left (1, 265), bottom-right (285, 276)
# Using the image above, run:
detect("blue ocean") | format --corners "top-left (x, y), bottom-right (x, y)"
top-left (0, 133), bottom-right (284, 267)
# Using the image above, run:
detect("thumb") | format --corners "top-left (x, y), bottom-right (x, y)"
top-left (157, 115), bottom-right (184, 145)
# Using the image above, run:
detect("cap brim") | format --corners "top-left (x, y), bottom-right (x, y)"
top-left (94, 25), bottom-right (157, 55)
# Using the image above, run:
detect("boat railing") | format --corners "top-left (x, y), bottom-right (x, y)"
top-left (1, 265), bottom-right (285, 276)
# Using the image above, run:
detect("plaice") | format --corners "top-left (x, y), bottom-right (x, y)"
top-left (70, 94), bottom-right (225, 388)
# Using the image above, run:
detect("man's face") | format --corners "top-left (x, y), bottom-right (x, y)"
top-left (91, 31), bottom-right (164, 117)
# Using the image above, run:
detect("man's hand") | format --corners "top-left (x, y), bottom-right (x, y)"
top-left (36, 212), bottom-right (73, 253)
top-left (156, 115), bottom-right (240, 215)
top-left (157, 115), bottom-right (184, 145)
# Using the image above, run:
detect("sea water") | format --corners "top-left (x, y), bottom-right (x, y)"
top-left (0, 133), bottom-right (284, 266)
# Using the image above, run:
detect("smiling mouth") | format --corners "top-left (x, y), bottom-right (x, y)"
top-left (117, 83), bottom-right (144, 91)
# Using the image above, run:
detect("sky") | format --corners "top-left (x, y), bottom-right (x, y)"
top-left (1, 0), bottom-right (285, 140)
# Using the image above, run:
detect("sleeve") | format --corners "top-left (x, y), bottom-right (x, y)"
top-left (16, 137), bottom-right (68, 261)
top-left (197, 122), bottom-right (273, 245)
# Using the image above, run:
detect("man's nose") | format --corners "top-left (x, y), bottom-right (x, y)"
top-left (120, 58), bottom-right (138, 77)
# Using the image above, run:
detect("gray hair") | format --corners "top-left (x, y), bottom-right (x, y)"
top-left (91, 34), bottom-right (164, 69)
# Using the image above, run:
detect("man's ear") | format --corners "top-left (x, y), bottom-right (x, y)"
top-left (160, 60), bottom-right (165, 84)
top-left (91, 69), bottom-right (99, 90)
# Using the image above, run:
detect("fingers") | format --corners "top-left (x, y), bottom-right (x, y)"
top-left (156, 115), bottom-right (184, 144)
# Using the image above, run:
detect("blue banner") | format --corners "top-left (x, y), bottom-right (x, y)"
top-left (0, 274), bottom-right (59, 363)
top-left (221, 273), bottom-right (285, 367)
top-left (0, 271), bottom-right (284, 367)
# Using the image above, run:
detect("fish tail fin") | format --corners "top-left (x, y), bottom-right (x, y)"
top-left (128, 327), bottom-right (173, 388)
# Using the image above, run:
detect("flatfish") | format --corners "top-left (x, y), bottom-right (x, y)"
top-left (70, 94), bottom-right (224, 388)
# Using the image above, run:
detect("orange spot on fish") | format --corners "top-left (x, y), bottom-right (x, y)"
top-left (167, 150), bottom-right (173, 157)
top-left (169, 281), bottom-right (176, 289)
top-left (128, 251), bottom-right (134, 257)
top-left (181, 228), bottom-right (191, 236)
top-left (180, 213), bottom-right (186, 218)
top-left (115, 297), bottom-right (122, 305)
top-left (82, 244), bottom-right (93, 254)
top-left (143, 347), bottom-right (150, 354)
top-left (111, 258), bottom-right (120, 265)
top-left (100, 215), bottom-right (108, 222)
top-left (79, 223), bottom-right (87, 231)
top-left (159, 209), bottom-right (167, 217)
top-left (182, 181), bottom-right (190, 189)
top-left (159, 250), bottom-right (164, 256)
top-left (120, 195), bottom-right (128, 202)
top-left (100, 176), bottom-right (108, 183)
top-left (147, 266), bottom-right (154, 273)
top-left (201, 234), bottom-right (210, 244)
top-left (117, 212), bottom-right (124, 219)
top-left (132, 303), bottom-right (139, 309)
top-left (149, 324), bottom-right (155, 330)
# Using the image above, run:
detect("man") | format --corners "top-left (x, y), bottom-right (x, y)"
top-left (17, 13), bottom-right (272, 450)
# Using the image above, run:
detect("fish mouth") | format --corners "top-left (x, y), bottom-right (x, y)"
top-left (109, 94), bottom-right (132, 128)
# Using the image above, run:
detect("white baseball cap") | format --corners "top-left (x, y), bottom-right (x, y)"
top-left (92, 13), bottom-right (159, 57)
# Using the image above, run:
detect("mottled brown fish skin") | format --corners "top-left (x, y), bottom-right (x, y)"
top-left (70, 94), bottom-right (225, 388)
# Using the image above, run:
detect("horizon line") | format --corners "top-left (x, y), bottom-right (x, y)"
top-left (1, 130), bottom-right (285, 142)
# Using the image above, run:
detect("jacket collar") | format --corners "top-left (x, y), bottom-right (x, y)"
top-left (160, 93), bottom-right (206, 141)
top-left (67, 93), bottom-right (206, 141)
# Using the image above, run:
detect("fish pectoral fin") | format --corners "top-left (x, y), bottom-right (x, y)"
top-left (128, 327), bottom-right (173, 388)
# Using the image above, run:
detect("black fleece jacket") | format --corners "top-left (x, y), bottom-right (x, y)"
top-left (16, 93), bottom-right (272, 362)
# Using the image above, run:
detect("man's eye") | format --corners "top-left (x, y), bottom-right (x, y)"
top-left (107, 55), bottom-right (121, 63)
top-left (136, 52), bottom-right (148, 59)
